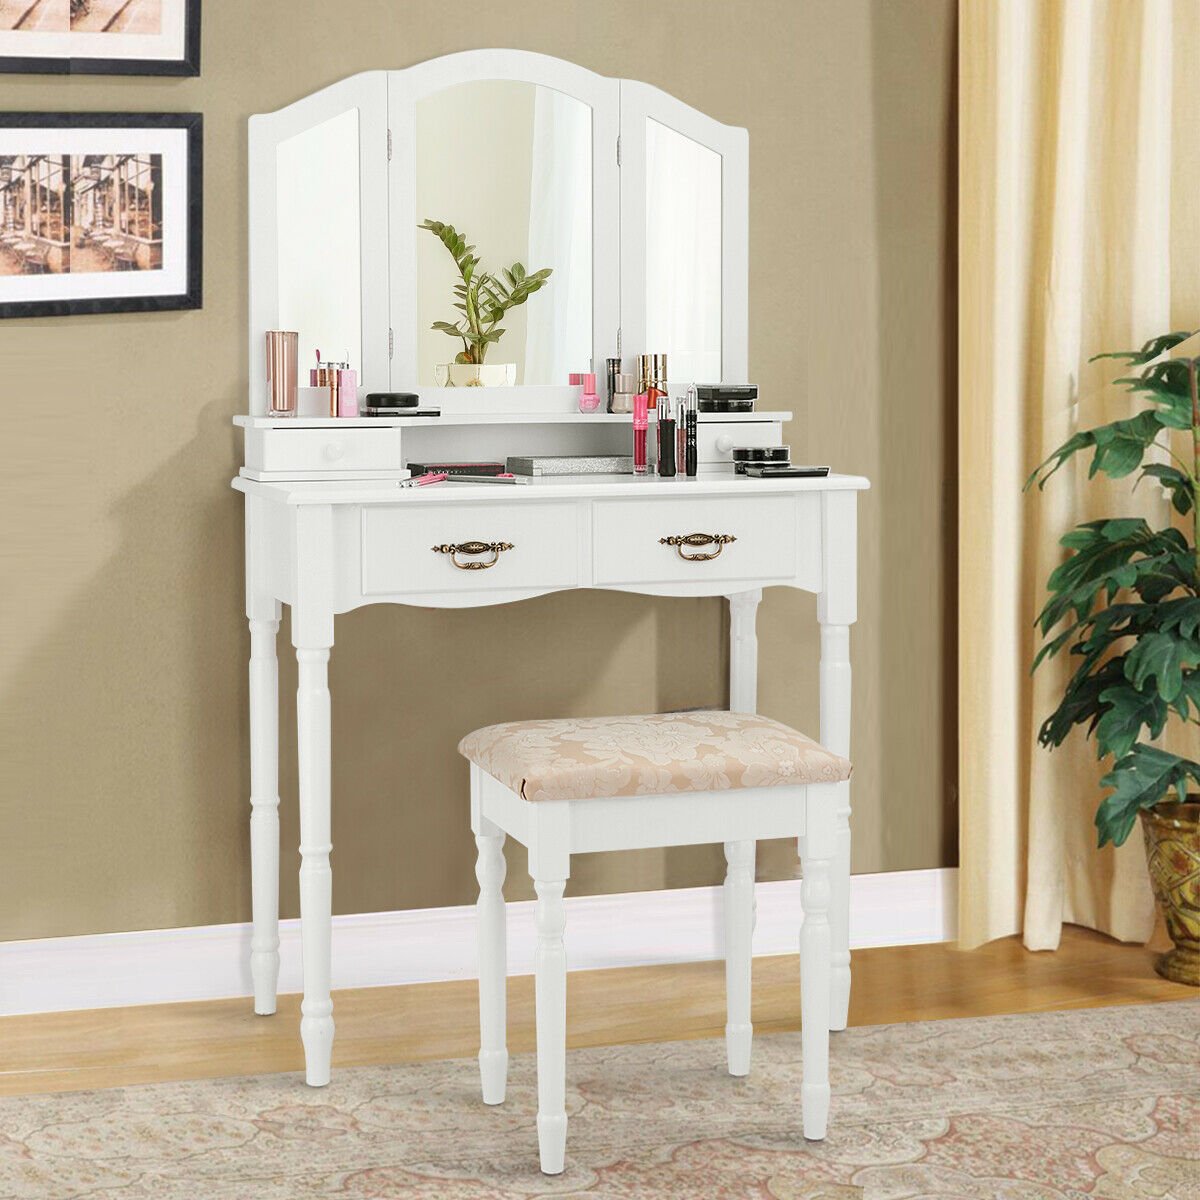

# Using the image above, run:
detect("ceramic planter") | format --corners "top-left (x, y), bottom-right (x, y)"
top-left (1140, 801), bottom-right (1200, 986)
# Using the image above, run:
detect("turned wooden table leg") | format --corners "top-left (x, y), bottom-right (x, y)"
top-left (296, 642), bottom-right (334, 1087)
top-left (248, 610), bottom-right (281, 1016)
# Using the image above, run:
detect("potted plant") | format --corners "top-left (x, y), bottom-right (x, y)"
top-left (420, 219), bottom-right (552, 387)
top-left (1028, 330), bottom-right (1200, 984)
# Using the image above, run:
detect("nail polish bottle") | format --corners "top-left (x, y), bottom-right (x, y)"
top-left (579, 372), bottom-right (601, 413)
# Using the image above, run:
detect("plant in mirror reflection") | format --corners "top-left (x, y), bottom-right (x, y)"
top-left (420, 219), bottom-right (552, 366)
top-left (1027, 330), bottom-right (1200, 848)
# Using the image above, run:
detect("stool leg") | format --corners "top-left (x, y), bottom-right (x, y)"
top-left (534, 878), bottom-right (568, 1175)
top-left (830, 781), bottom-right (852, 1030)
top-left (800, 793), bottom-right (834, 1140)
top-left (475, 829), bottom-right (508, 1105)
top-left (723, 840), bottom-right (756, 1076)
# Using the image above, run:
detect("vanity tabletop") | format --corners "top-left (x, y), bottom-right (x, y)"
top-left (232, 471), bottom-right (871, 506)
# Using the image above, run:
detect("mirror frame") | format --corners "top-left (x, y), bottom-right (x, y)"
top-left (619, 80), bottom-right (748, 384)
top-left (247, 54), bottom-right (747, 413)
top-left (248, 72), bottom-right (389, 415)
top-left (389, 50), bottom-right (619, 392)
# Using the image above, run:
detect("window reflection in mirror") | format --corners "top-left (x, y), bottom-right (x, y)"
top-left (416, 81), bottom-right (592, 386)
top-left (646, 118), bottom-right (721, 383)
top-left (276, 107), bottom-right (362, 380)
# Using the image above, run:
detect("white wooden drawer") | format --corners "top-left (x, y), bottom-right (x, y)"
top-left (698, 420), bottom-right (783, 466)
top-left (592, 495), bottom-right (798, 587)
top-left (361, 501), bottom-right (579, 596)
top-left (244, 426), bottom-right (403, 476)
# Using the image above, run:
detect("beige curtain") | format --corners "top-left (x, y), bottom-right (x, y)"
top-left (958, 0), bottom-right (1200, 950)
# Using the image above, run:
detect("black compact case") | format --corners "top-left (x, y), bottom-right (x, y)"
top-left (697, 384), bottom-right (758, 413)
top-left (362, 392), bottom-right (440, 417)
top-left (731, 445), bottom-right (789, 474)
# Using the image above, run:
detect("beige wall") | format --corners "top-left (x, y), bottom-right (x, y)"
top-left (0, 0), bottom-right (956, 941)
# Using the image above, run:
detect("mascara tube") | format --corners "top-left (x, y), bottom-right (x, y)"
top-left (685, 386), bottom-right (698, 477)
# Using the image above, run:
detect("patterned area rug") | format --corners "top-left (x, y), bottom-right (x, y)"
top-left (1, 1001), bottom-right (1196, 1199)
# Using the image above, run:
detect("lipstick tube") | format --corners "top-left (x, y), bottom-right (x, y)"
top-left (633, 393), bottom-right (649, 475)
top-left (658, 408), bottom-right (676, 477)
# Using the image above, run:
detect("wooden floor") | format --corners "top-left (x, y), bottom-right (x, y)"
top-left (0, 926), bottom-right (1192, 1098)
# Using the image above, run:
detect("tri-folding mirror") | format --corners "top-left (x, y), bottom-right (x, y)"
top-left (248, 50), bottom-right (747, 413)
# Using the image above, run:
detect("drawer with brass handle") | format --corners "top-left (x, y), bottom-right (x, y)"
top-left (593, 496), bottom-right (802, 588)
top-left (361, 502), bottom-right (578, 596)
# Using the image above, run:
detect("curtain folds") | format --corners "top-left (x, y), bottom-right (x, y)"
top-left (958, 0), bottom-right (1200, 950)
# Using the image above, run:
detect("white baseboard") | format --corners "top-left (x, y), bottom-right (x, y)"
top-left (0, 868), bottom-right (957, 1017)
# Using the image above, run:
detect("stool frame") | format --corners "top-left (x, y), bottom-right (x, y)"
top-left (470, 761), bottom-right (840, 1175)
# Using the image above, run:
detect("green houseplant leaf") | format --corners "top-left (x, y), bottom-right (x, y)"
top-left (419, 220), bottom-right (553, 367)
top-left (1030, 333), bottom-right (1200, 846)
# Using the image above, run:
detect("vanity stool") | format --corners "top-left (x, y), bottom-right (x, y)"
top-left (458, 710), bottom-right (852, 1175)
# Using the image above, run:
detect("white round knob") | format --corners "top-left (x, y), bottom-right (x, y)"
top-left (323, 441), bottom-right (345, 462)
top-left (716, 434), bottom-right (735, 453)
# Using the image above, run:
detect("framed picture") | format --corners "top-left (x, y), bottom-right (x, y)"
top-left (0, 0), bottom-right (200, 76)
top-left (0, 112), bottom-right (202, 318)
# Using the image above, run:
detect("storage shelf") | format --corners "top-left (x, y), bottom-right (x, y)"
top-left (233, 411), bottom-right (793, 430)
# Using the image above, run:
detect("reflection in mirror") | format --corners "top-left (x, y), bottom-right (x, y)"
top-left (276, 108), bottom-right (362, 380)
top-left (416, 81), bottom-right (592, 386)
top-left (646, 118), bottom-right (721, 383)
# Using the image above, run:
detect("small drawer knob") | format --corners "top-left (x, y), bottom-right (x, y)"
top-left (323, 441), bottom-right (346, 462)
top-left (715, 434), bottom-right (735, 453)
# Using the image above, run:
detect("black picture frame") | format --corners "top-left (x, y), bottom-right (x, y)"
top-left (0, 111), bottom-right (202, 319)
top-left (0, 1), bottom-right (200, 77)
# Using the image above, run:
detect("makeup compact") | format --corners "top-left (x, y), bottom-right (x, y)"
top-left (362, 392), bottom-right (441, 417)
top-left (743, 464), bottom-right (831, 478)
top-left (731, 446), bottom-right (790, 474)
top-left (697, 384), bottom-right (757, 413)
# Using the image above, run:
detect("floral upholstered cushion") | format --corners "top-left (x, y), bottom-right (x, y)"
top-left (458, 711), bottom-right (852, 802)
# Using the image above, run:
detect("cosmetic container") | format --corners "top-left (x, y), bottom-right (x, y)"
top-left (732, 445), bottom-right (790, 474)
top-left (611, 372), bottom-right (638, 414)
top-left (633, 393), bottom-right (649, 474)
top-left (658, 407), bottom-right (676, 477)
top-left (638, 353), bottom-right (654, 397)
top-left (579, 372), bottom-right (601, 413)
top-left (606, 357), bottom-right (621, 413)
top-left (266, 330), bottom-right (299, 416)
top-left (569, 372), bottom-right (584, 386)
top-left (336, 367), bottom-right (358, 417)
top-left (676, 395), bottom-right (686, 468)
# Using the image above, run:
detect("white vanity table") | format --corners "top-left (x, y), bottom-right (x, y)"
top-left (236, 50), bottom-right (867, 1088)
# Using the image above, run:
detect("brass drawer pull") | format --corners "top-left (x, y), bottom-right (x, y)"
top-left (659, 532), bottom-right (737, 562)
top-left (432, 540), bottom-right (515, 570)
